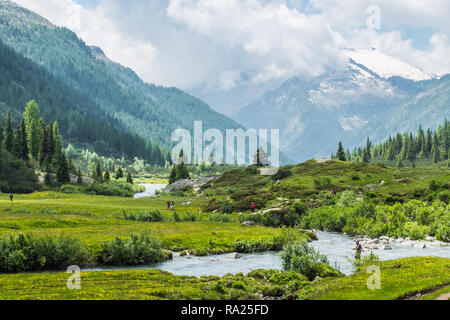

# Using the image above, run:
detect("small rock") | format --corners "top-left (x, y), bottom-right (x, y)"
top-left (380, 245), bottom-right (392, 250)
top-left (241, 221), bottom-right (256, 226)
top-left (228, 253), bottom-right (241, 259)
top-left (414, 243), bottom-right (426, 249)
top-left (425, 236), bottom-right (435, 242)
top-left (379, 236), bottom-right (389, 241)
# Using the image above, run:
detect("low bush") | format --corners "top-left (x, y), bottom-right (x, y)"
top-left (280, 241), bottom-right (342, 281)
top-left (122, 210), bottom-right (166, 222)
top-left (271, 168), bottom-right (292, 181)
top-left (232, 239), bottom-right (272, 253)
top-left (314, 177), bottom-right (332, 190)
top-left (208, 214), bottom-right (236, 223)
top-left (98, 232), bottom-right (167, 266)
top-left (0, 233), bottom-right (91, 272)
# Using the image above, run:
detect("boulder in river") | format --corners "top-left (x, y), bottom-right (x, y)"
top-left (228, 253), bottom-right (241, 259)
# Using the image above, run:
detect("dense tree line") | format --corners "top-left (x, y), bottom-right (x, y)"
top-left (0, 39), bottom-right (170, 167)
top-left (333, 120), bottom-right (450, 166)
top-left (0, 102), bottom-right (71, 187)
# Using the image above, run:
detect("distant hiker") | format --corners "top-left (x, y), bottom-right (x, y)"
top-left (225, 203), bottom-right (230, 214)
top-left (170, 201), bottom-right (175, 210)
top-left (355, 240), bottom-right (364, 260)
top-left (250, 202), bottom-right (256, 212)
top-left (167, 201), bottom-right (171, 210)
top-left (10, 193), bottom-right (13, 202)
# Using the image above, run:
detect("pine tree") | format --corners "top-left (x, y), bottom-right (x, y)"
top-left (0, 124), bottom-right (3, 149)
top-left (76, 168), bottom-right (83, 185)
top-left (104, 168), bottom-right (111, 182)
top-left (169, 166), bottom-right (177, 184)
top-left (336, 142), bottom-right (346, 161)
top-left (395, 157), bottom-right (403, 168)
top-left (95, 160), bottom-right (103, 183)
top-left (23, 100), bottom-right (41, 159)
top-left (126, 172), bottom-right (133, 184)
top-left (432, 133), bottom-right (440, 164)
top-left (115, 166), bottom-right (124, 179)
top-left (56, 153), bottom-right (70, 185)
top-left (362, 138), bottom-right (371, 163)
top-left (4, 111), bottom-right (13, 153)
top-left (39, 125), bottom-right (50, 166)
top-left (50, 122), bottom-right (62, 170)
top-left (18, 120), bottom-right (29, 161)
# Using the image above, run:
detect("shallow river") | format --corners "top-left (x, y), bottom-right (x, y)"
top-left (133, 183), bottom-right (167, 199)
top-left (84, 231), bottom-right (449, 276)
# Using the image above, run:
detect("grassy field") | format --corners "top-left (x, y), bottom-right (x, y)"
top-left (0, 257), bottom-right (447, 300)
top-left (0, 192), bottom-right (285, 254)
top-left (301, 257), bottom-right (450, 300)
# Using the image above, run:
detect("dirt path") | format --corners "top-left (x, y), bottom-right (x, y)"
top-left (400, 284), bottom-right (450, 300)
top-left (434, 292), bottom-right (450, 300)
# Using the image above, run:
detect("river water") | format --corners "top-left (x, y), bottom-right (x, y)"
top-left (133, 183), bottom-right (167, 199)
top-left (84, 231), bottom-right (449, 276)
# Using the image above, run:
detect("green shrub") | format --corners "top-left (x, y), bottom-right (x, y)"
top-left (429, 180), bottom-right (441, 191)
top-left (122, 210), bottom-right (166, 222)
top-left (208, 214), bottom-right (235, 223)
top-left (271, 168), bottom-right (292, 181)
top-left (314, 177), bottom-right (332, 190)
top-left (0, 233), bottom-right (91, 272)
top-left (336, 190), bottom-right (357, 207)
top-left (438, 191), bottom-right (450, 204)
top-left (232, 239), bottom-right (272, 253)
top-left (280, 241), bottom-right (341, 281)
top-left (98, 232), bottom-right (167, 266)
top-left (231, 281), bottom-right (247, 291)
top-left (292, 202), bottom-right (306, 215)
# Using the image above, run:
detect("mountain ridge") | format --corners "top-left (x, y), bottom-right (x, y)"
top-left (235, 48), bottom-right (449, 162)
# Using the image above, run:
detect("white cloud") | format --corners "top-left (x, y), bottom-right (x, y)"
top-left (11, 0), bottom-right (450, 94)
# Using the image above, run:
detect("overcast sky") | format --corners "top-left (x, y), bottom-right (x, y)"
top-left (13, 0), bottom-right (450, 93)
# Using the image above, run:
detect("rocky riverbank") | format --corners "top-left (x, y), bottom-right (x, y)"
top-left (354, 235), bottom-right (449, 250)
top-left (164, 177), bottom-right (217, 193)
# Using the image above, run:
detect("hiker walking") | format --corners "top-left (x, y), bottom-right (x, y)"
top-left (9, 193), bottom-right (13, 202)
top-left (225, 203), bottom-right (230, 214)
top-left (170, 201), bottom-right (175, 210)
top-left (355, 240), bottom-right (364, 260)
top-left (167, 201), bottom-right (171, 210)
top-left (250, 202), bottom-right (256, 213)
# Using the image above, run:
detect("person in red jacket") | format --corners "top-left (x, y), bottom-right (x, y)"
top-left (250, 202), bottom-right (256, 212)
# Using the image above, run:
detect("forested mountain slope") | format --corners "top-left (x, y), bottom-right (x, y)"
top-left (0, 0), bottom-right (243, 149)
top-left (0, 39), bottom-right (169, 165)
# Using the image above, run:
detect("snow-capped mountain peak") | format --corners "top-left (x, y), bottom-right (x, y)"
top-left (344, 48), bottom-right (435, 81)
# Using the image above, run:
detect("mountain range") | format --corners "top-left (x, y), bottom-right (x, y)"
top-left (234, 48), bottom-right (449, 162)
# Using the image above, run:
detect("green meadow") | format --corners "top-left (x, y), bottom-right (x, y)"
top-left (0, 192), bottom-right (284, 253)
